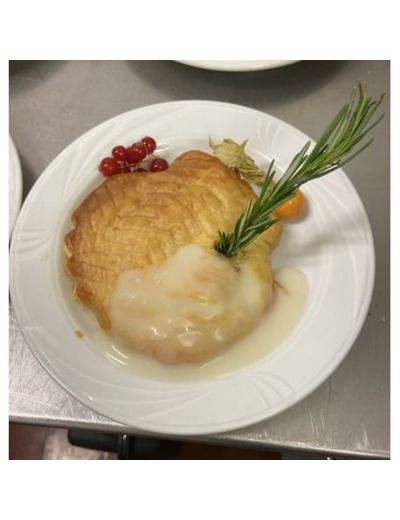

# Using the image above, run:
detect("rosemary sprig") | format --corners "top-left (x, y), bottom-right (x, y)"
top-left (214, 83), bottom-right (384, 257)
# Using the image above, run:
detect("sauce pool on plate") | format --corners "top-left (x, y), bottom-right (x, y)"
top-left (97, 265), bottom-right (308, 382)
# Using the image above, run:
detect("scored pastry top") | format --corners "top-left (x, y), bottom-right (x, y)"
top-left (64, 150), bottom-right (282, 333)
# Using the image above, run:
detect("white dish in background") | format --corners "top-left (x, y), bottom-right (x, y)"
top-left (9, 136), bottom-right (23, 239)
top-left (9, 101), bottom-right (374, 435)
top-left (176, 60), bottom-right (299, 71)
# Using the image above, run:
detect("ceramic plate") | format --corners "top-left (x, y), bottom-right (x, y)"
top-left (9, 101), bottom-right (374, 435)
top-left (176, 60), bottom-right (299, 71)
top-left (9, 136), bottom-right (23, 239)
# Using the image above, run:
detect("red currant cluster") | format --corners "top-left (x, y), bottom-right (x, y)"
top-left (99, 136), bottom-right (169, 177)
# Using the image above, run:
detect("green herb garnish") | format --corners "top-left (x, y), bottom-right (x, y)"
top-left (213, 83), bottom-right (384, 258)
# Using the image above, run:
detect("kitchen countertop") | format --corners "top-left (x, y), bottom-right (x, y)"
top-left (9, 60), bottom-right (390, 458)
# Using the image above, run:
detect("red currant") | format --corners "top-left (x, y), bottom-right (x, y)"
top-left (119, 165), bottom-right (131, 173)
top-left (129, 142), bottom-right (148, 164)
top-left (141, 136), bottom-right (157, 154)
top-left (112, 145), bottom-right (129, 162)
top-left (149, 158), bottom-right (169, 172)
top-left (100, 157), bottom-right (120, 177)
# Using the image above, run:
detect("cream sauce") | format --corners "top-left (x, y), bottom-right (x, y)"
top-left (109, 244), bottom-right (272, 364)
top-left (100, 259), bottom-right (308, 382)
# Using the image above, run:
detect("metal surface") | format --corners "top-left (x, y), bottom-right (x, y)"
top-left (9, 60), bottom-right (390, 458)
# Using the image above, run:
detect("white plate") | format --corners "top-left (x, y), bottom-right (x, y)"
top-left (9, 101), bottom-right (374, 435)
top-left (176, 60), bottom-right (299, 71)
top-left (9, 136), bottom-right (23, 239)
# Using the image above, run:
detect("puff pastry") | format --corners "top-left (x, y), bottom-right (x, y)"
top-left (65, 150), bottom-right (282, 360)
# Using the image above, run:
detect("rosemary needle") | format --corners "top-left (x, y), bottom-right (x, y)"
top-left (213, 83), bottom-right (384, 258)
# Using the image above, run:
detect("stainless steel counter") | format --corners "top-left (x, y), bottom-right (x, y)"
top-left (9, 60), bottom-right (390, 458)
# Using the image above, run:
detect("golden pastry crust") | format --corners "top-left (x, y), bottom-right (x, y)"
top-left (64, 151), bottom-right (282, 331)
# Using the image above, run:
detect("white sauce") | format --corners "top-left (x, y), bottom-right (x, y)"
top-left (99, 245), bottom-right (308, 381)
top-left (109, 244), bottom-right (272, 364)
